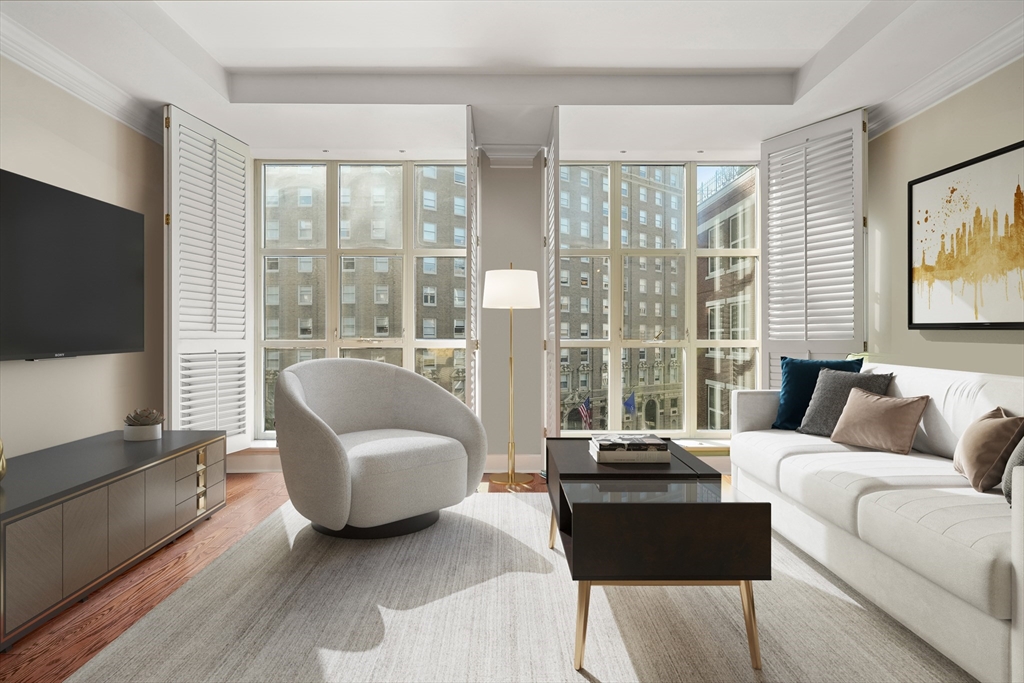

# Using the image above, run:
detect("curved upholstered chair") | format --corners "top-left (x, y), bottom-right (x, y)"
top-left (274, 358), bottom-right (487, 538)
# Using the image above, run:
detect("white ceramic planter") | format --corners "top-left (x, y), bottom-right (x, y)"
top-left (124, 424), bottom-right (162, 441)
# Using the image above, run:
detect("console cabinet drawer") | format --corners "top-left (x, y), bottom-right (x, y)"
top-left (176, 475), bottom-right (200, 504)
top-left (207, 480), bottom-right (226, 508)
top-left (207, 460), bottom-right (224, 487)
top-left (206, 439), bottom-right (225, 465)
top-left (4, 506), bottom-right (63, 633)
top-left (175, 497), bottom-right (198, 528)
top-left (176, 450), bottom-right (199, 480)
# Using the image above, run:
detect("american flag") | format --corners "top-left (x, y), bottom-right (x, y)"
top-left (579, 396), bottom-right (592, 429)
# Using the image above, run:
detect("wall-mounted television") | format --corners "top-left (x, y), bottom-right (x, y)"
top-left (0, 169), bottom-right (145, 361)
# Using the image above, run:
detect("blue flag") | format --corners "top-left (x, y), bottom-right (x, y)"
top-left (623, 391), bottom-right (636, 415)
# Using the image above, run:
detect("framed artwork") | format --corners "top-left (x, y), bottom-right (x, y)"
top-left (908, 140), bottom-right (1024, 329)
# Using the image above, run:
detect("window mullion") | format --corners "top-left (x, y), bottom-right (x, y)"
top-left (326, 162), bottom-right (340, 355)
top-left (685, 161), bottom-right (699, 437)
top-left (608, 163), bottom-right (623, 431)
top-left (402, 160), bottom-right (415, 370)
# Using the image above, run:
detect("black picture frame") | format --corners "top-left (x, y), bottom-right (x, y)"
top-left (907, 140), bottom-right (1024, 330)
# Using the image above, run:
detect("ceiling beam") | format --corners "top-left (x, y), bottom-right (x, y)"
top-left (229, 72), bottom-right (794, 106)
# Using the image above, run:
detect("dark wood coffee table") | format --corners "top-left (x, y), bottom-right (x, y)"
top-left (545, 438), bottom-right (771, 671)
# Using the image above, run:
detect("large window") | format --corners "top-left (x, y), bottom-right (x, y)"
top-left (257, 163), bottom-right (470, 435)
top-left (557, 163), bottom-right (758, 435)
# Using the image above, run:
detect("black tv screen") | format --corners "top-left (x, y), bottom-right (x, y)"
top-left (0, 170), bottom-right (145, 361)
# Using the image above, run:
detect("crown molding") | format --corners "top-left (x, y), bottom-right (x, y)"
top-left (867, 15), bottom-right (1024, 140)
top-left (0, 14), bottom-right (162, 143)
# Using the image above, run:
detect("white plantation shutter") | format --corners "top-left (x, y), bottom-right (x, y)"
top-left (165, 105), bottom-right (253, 451)
top-left (465, 106), bottom-right (481, 415)
top-left (760, 109), bottom-right (866, 389)
top-left (543, 107), bottom-right (561, 445)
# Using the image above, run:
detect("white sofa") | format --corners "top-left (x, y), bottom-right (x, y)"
top-left (730, 362), bottom-right (1023, 683)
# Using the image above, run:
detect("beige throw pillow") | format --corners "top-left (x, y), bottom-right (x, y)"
top-left (953, 407), bottom-right (1024, 492)
top-left (830, 388), bottom-right (929, 455)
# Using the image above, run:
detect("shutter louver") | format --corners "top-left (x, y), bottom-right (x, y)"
top-left (166, 105), bottom-right (253, 452)
top-left (465, 106), bottom-right (481, 415)
top-left (760, 110), bottom-right (866, 389)
top-left (543, 107), bottom-right (561, 441)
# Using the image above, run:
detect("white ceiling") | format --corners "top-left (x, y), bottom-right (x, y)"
top-left (0, 1), bottom-right (1021, 160)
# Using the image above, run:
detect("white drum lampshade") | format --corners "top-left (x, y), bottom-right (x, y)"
top-left (482, 269), bottom-right (540, 309)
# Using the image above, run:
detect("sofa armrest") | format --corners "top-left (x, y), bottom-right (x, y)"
top-left (730, 390), bottom-right (780, 434)
top-left (1012, 466), bottom-right (1023, 683)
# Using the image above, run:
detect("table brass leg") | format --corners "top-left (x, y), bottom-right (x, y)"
top-left (739, 580), bottom-right (762, 669)
top-left (549, 510), bottom-right (557, 549)
top-left (574, 581), bottom-right (592, 670)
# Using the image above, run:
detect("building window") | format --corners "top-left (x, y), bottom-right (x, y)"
top-left (580, 272), bottom-right (590, 288)
top-left (423, 286), bottom-right (437, 306)
top-left (266, 319), bottom-right (280, 339)
top-left (298, 257), bottom-right (313, 273)
top-left (423, 257), bottom-right (437, 274)
top-left (267, 257), bottom-right (280, 272)
top-left (371, 220), bottom-right (386, 240)
top-left (266, 220), bottom-right (280, 241)
top-left (423, 190), bottom-right (437, 211)
top-left (580, 372), bottom-right (590, 389)
top-left (639, 279), bottom-right (647, 293)
top-left (580, 221), bottom-right (590, 238)
top-left (374, 317), bottom-right (389, 336)
top-left (560, 321), bottom-right (569, 338)
top-left (422, 318), bottom-right (436, 338)
top-left (454, 196), bottom-right (466, 216)
top-left (266, 285), bottom-right (280, 306)
top-left (454, 258), bottom-right (466, 277)
top-left (560, 191), bottom-right (569, 208)
top-left (561, 348), bottom-right (570, 364)
top-left (639, 233), bottom-right (648, 247)
top-left (560, 269), bottom-right (570, 285)
top-left (580, 196), bottom-right (590, 212)
top-left (298, 318), bottom-right (313, 338)
top-left (374, 284), bottom-right (389, 304)
top-left (639, 187), bottom-right (647, 202)
top-left (339, 220), bottom-right (351, 240)
top-left (454, 288), bottom-right (466, 307)
top-left (454, 227), bottom-right (466, 246)
top-left (655, 191), bottom-right (663, 206)
top-left (580, 322), bottom-right (590, 338)
top-left (298, 285), bottom-right (313, 305)
top-left (267, 350), bottom-right (280, 370)
top-left (561, 295), bottom-right (570, 312)
top-left (621, 206), bottom-right (629, 221)
top-left (297, 220), bottom-right (313, 241)
top-left (560, 217), bottom-right (570, 234)
top-left (655, 214), bottom-right (663, 228)
top-left (639, 210), bottom-right (647, 225)
top-left (342, 284), bottom-right (356, 304)
top-left (341, 317), bottom-right (356, 337)
top-left (454, 166), bottom-right (466, 184)
top-left (671, 195), bottom-right (680, 210)
top-left (266, 189), bottom-right (279, 207)
top-left (454, 319), bottom-right (466, 338)
top-left (603, 201), bottom-right (609, 217)
top-left (374, 257), bottom-right (389, 273)
top-left (580, 169), bottom-right (590, 186)
top-left (298, 188), bottom-right (313, 207)
top-left (298, 349), bottom-right (314, 362)
top-left (621, 181), bottom-right (628, 197)
top-left (342, 257), bottom-right (355, 271)
top-left (372, 187), bottom-right (386, 207)
top-left (580, 297), bottom-right (590, 314)
top-left (560, 167), bottom-right (570, 182)
top-left (423, 222), bottom-right (437, 242)
top-left (422, 165), bottom-right (437, 179)
top-left (340, 187), bottom-right (351, 206)
top-left (639, 301), bottom-right (647, 316)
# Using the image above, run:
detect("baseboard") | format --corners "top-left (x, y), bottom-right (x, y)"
top-left (227, 452), bottom-right (282, 473)
top-left (485, 453), bottom-right (543, 473)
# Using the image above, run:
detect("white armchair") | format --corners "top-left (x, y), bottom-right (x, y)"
top-left (274, 358), bottom-right (487, 538)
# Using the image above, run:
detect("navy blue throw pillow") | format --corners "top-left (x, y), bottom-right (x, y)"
top-left (773, 357), bottom-right (864, 430)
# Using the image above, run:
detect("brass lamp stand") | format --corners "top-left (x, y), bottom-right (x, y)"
top-left (483, 265), bottom-right (540, 489)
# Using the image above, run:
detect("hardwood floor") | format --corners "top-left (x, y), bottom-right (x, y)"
top-left (0, 470), bottom-right (544, 683)
top-left (0, 473), bottom-right (290, 683)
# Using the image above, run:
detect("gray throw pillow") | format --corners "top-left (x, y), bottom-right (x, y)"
top-left (797, 369), bottom-right (893, 437)
top-left (1003, 434), bottom-right (1024, 506)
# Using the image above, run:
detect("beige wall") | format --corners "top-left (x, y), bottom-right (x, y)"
top-left (0, 58), bottom-right (164, 457)
top-left (868, 58), bottom-right (1024, 375)
top-left (479, 153), bottom-right (545, 458)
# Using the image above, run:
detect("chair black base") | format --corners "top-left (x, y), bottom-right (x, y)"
top-left (312, 510), bottom-right (440, 539)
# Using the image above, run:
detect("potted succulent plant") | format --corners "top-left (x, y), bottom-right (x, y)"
top-left (124, 408), bottom-right (165, 441)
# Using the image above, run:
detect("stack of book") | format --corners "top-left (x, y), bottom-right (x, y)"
top-left (589, 434), bottom-right (671, 463)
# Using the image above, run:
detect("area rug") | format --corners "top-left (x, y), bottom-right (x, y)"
top-left (69, 493), bottom-right (973, 683)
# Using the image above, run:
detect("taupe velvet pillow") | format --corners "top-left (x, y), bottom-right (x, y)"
top-left (830, 388), bottom-right (929, 454)
top-left (953, 407), bottom-right (1024, 493)
top-left (1002, 436), bottom-right (1024, 505)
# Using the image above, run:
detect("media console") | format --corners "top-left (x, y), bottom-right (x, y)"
top-left (0, 430), bottom-right (227, 650)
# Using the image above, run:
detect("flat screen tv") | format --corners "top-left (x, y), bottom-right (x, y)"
top-left (0, 169), bottom-right (145, 361)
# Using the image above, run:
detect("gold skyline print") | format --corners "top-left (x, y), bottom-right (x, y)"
top-left (910, 145), bottom-right (1024, 325)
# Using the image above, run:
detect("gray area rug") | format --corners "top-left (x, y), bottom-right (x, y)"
top-left (69, 493), bottom-right (973, 683)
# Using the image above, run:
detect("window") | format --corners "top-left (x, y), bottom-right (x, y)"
top-left (655, 214), bottom-right (663, 228)
top-left (602, 201), bottom-right (609, 217)
top-left (671, 303), bottom-right (678, 317)
top-left (298, 257), bottom-right (313, 273)
top-left (267, 350), bottom-right (280, 370)
top-left (580, 372), bottom-right (590, 389)
top-left (423, 257), bottom-right (437, 274)
top-left (298, 285), bottom-right (313, 305)
top-left (655, 258), bottom-right (663, 272)
top-left (561, 373), bottom-right (569, 390)
top-left (560, 191), bottom-right (569, 208)
top-left (639, 279), bottom-right (647, 293)
top-left (266, 318), bottom-right (280, 338)
top-left (454, 319), bottom-right (466, 338)
top-left (267, 257), bottom-right (280, 272)
top-left (266, 189), bottom-right (279, 207)
top-left (423, 222), bottom-right (437, 242)
top-left (621, 206), bottom-right (629, 221)
top-left (560, 269), bottom-right (570, 285)
top-left (560, 348), bottom-right (570, 364)
top-left (423, 165), bottom-right (437, 179)
top-left (670, 281), bottom-right (678, 296)
top-left (342, 257), bottom-right (355, 271)
top-left (374, 317), bottom-right (389, 336)
top-left (671, 195), bottom-right (680, 210)
top-left (298, 220), bottom-right (314, 241)
top-left (639, 301), bottom-right (647, 316)
top-left (639, 187), bottom-right (647, 202)
top-left (266, 285), bottom-right (280, 306)
top-left (298, 188), bottom-right (313, 207)
top-left (341, 317), bottom-right (356, 337)
top-left (655, 235), bottom-right (663, 249)
top-left (423, 286), bottom-right (437, 306)
top-left (621, 182), bottom-right (628, 197)
top-left (639, 166), bottom-right (648, 178)
top-left (454, 227), bottom-right (466, 246)
top-left (342, 284), bottom-right (356, 304)
top-left (560, 321), bottom-right (569, 338)
top-left (561, 296), bottom-right (570, 312)
top-left (372, 187), bottom-right (386, 207)
top-left (639, 233), bottom-right (648, 247)
top-left (340, 187), bottom-right (351, 206)
top-left (580, 322), bottom-right (590, 338)
top-left (374, 257), bottom-right (389, 273)
top-left (298, 349), bottom-right (314, 362)
top-left (655, 302), bottom-right (662, 317)
top-left (423, 190), bottom-right (437, 210)
top-left (580, 169), bottom-right (590, 186)
top-left (708, 305), bottom-right (722, 340)
top-left (560, 167), bottom-right (570, 181)
top-left (580, 297), bottom-right (590, 313)
top-left (266, 220), bottom-right (280, 241)
top-left (654, 280), bottom-right (662, 295)
top-left (298, 318), bottom-right (313, 338)
top-left (374, 284), bottom-right (389, 304)
top-left (371, 220), bottom-right (386, 240)
top-left (580, 272), bottom-right (590, 288)
top-left (655, 191), bottom-right (663, 206)
top-left (671, 216), bottom-right (680, 232)
top-left (560, 217), bottom-right (570, 234)
top-left (454, 258), bottom-right (466, 277)
top-left (639, 256), bottom-right (647, 270)
top-left (654, 168), bottom-right (662, 182)
top-left (580, 196), bottom-right (590, 212)
top-left (454, 197), bottom-right (466, 216)
top-left (339, 220), bottom-right (351, 240)
top-left (422, 318), bottom-right (436, 338)
top-left (639, 210), bottom-right (647, 225)
top-left (454, 166), bottom-right (466, 184)
top-left (454, 288), bottom-right (466, 307)
top-left (580, 221), bottom-right (590, 238)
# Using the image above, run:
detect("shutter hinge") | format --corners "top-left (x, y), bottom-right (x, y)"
top-left (165, 116), bottom-right (171, 129)
top-left (543, 427), bottom-right (548, 438)
top-left (543, 157), bottom-right (548, 168)
top-left (164, 213), bottom-right (171, 226)
top-left (863, 341), bottom-right (868, 352)
top-left (863, 216), bottom-right (868, 228)
top-left (474, 339), bottom-right (480, 351)
top-left (543, 235), bottom-right (548, 248)
top-left (543, 339), bottom-right (547, 351)
top-left (862, 121), bottom-right (867, 133)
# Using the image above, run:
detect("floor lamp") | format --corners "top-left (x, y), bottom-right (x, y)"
top-left (483, 265), bottom-right (540, 488)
